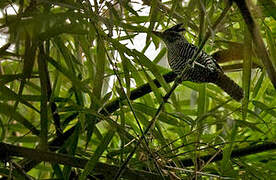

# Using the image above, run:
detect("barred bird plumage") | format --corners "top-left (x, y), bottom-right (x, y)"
top-left (153, 23), bottom-right (244, 101)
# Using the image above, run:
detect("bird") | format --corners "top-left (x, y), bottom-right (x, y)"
top-left (152, 23), bottom-right (244, 101)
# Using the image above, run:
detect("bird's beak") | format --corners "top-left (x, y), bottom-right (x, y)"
top-left (152, 31), bottom-right (163, 38)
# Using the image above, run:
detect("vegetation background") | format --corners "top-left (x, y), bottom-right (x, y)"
top-left (0, 0), bottom-right (275, 179)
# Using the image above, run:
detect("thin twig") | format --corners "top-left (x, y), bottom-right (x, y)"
top-left (177, 142), bottom-right (276, 167)
top-left (114, 81), bottom-right (180, 180)
top-left (164, 166), bottom-right (233, 179)
top-left (9, 161), bottom-right (34, 180)
top-left (0, 142), bottom-right (166, 180)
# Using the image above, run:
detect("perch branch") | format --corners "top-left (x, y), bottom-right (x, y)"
top-left (0, 142), bottom-right (167, 180)
top-left (177, 142), bottom-right (276, 166)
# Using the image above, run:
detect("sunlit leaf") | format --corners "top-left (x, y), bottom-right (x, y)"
top-left (80, 129), bottom-right (115, 180)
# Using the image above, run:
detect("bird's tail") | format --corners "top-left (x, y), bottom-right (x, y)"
top-left (215, 73), bottom-right (244, 101)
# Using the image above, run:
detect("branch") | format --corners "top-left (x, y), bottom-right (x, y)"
top-left (212, 43), bottom-right (245, 63)
top-left (233, 0), bottom-right (276, 89)
top-left (222, 63), bottom-right (261, 72)
top-left (20, 125), bottom-right (76, 171)
top-left (100, 71), bottom-right (177, 115)
top-left (0, 142), bottom-right (168, 180)
top-left (177, 142), bottom-right (276, 166)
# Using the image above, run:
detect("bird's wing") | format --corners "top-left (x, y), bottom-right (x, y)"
top-left (177, 42), bottom-right (222, 72)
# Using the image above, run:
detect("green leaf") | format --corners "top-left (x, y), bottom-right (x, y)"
top-left (252, 71), bottom-right (265, 98)
top-left (242, 28), bottom-right (252, 120)
top-left (152, 48), bottom-right (166, 64)
top-left (38, 48), bottom-right (49, 149)
top-left (236, 120), bottom-right (264, 134)
top-left (265, 24), bottom-right (276, 68)
top-left (38, 24), bottom-right (88, 41)
top-left (46, 55), bottom-right (90, 94)
top-left (259, 0), bottom-right (276, 20)
top-left (23, 40), bottom-right (37, 78)
top-left (51, 164), bottom-right (64, 179)
top-left (220, 123), bottom-right (237, 176)
top-left (252, 100), bottom-right (276, 118)
top-left (120, 1), bottom-right (139, 16)
top-left (92, 38), bottom-right (106, 109)
top-left (0, 43), bottom-right (10, 56)
top-left (0, 86), bottom-right (39, 113)
top-left (0, 103), bottom-right (40, 136)
top-left (133, 103), bottom-right (182, 126)
top-left (0, 74), bottom-right (25, 86)
top-left (147, 0), bottom-right (159, 43)
top-left (0, 117), bottom-right (5, 141)
top-left (120, 52), bottom-right (131, 97)
top-left (198, 84), bottom-right (207, 116)
top-left (63, 123), bottom-right (81, 179)
top-left (80, 129), bottom-right (115, 180)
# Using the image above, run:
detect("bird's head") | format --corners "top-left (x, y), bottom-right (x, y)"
top-left (152, 23), bottom-right (186, 44)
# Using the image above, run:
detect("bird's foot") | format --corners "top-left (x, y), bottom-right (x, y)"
top-left (187, 59), bottom-right (195, 68)
top-left (187, 59), bottom-right (205, 69)
top-left (194, 61), bottom-right (205, 68)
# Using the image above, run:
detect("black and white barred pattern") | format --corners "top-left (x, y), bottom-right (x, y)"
top-left (157, 24), bottom-right (244, 101)
top-left (167, 40), bottom-right (221, 83)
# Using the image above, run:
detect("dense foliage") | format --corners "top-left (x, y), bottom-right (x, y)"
top-left (0, 0), bottom-right (275, 179)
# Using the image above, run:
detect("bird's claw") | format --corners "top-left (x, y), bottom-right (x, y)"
top-left (187, 59), bottom-right (206, 69)
top-left (187, 59), bottom-right (195, 68)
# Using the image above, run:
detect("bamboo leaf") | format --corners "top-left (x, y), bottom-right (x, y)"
top-left (0, 74), bottom-right (25, 86)
top-left (252, 100), bottom-right (276, 118)
top-left (38, 47), bottom-right (49, 149)
top-left (0, 103), bottom-right (40, 136)
top-left (153, 48), bottom-right (166, 64)
top-left (46, 55), bottom-right (90, 94)
top-left (252, 71), bottom-right (265, 98)
top-left (23, 40), bottom-right (37, 78)
top-left (259, 0), bottom-right (276, 20)
top-left (80, 129), bottom-right (115, 180)
top-left (265, 24), bottom-right (276, 68)
top-left (0, 86), bottom-right (39, 112)
top-left (92, 38), bottom-right (106, 108)
top-left (0, 117), bottom-right (5, 141)
top-left (236, 120), bottom-right (264, 134)
top-left (120, 53), bottom-right (131, 97)
top-left (242, 28), bottom-right (252, 120)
